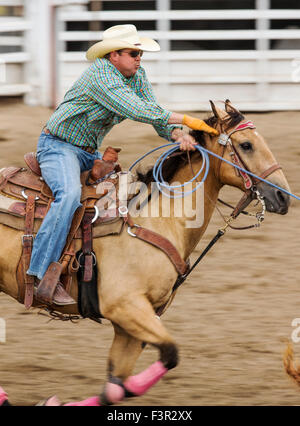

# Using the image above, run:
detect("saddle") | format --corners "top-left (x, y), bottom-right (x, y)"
top-left (0, 147), bottom-right (190, 320)
top-left (0, 147), bottom-right (133, 311)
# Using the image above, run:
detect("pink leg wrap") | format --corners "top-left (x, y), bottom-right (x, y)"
top-left (64, 396), bottom-right (100, 406)
top-left (124, 361), bottom-right (168, 396)
top-left (44, 396), bottom-right (62, 406)
top-left (63, 361), bottom-right (168, 406)
top-left (104, 382), bottom-right (125, 404)
top-left (0, 387), bottom-right (8, 405)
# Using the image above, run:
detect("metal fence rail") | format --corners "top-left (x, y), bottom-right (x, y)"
top-left (0, 1), bottom-right (31, 96)
top-left (0, 0), bottom-right (300, 110)
top-left (57, 3), bottom-right (300, 111)
top-left (59, 9), bottom-right (300, 21)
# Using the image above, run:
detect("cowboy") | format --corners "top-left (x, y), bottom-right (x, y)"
top-left (27, 24), bottom-right (218, 306)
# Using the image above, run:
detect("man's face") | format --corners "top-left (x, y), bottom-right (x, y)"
top-left (110, 49), bottom-right (143, 78)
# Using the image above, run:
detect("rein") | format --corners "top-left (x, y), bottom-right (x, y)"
top-left (173, 120), bottom-right (276, 294)
top-left (217, 120), bottom-right (280, 221)
top-left (213, 121), bottom-right (277, 230)
top-left (126, 119), bottom-right (298, 314)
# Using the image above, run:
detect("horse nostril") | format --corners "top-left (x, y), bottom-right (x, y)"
top-left (276, 190), bottom-right (288, 206)
top-left (277, 190), bottom-right (284, 203)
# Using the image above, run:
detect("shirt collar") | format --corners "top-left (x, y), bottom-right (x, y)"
top-left (97, 58), bottom-right (137, 83)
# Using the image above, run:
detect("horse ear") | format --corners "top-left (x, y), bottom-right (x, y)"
top-left (209, 100), bottom-right (227, 120)
top-left (225, 99), bottom-right (231, 112)
top-left (209, 100), bottom-right (220, 119)
top-left (225, 99), bottom-right (240, 115)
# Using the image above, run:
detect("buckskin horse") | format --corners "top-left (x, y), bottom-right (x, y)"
top-left (0, 101), bottom-right (290, 406)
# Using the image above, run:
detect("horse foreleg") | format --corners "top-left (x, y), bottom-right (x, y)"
top-left (60, 325), bottom-right (143, 407)
top-left (0, 387), bottom-right (11, 406)
top-left (99, 296), bottom-right (179, 405)
top-left (102, 295), bottom-right (178, 370)
top-left (108, 323), bottom-right (144, 380)
top-left (61, 325), bottom-right (145, 407)
top-left (61, 296), bottom-right (178, 407)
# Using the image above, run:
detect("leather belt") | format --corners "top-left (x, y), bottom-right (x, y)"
top-left (78, 145), bottom-right (96, 154)
top-left (43, 128), bottom-right (96, 154)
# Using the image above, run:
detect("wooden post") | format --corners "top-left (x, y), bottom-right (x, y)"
top-left (23, 0), bottom-right (52, 106)
top-left (157, 0), bottom-right (171, 107)
top-left (54, 0), bottom-right (88, 106)
top-left (89, 0), bottom-right (102, 48)
top-left (23, 0), bottom-right (88, 107)
top-left (255, 0), bottom-right (270, 104)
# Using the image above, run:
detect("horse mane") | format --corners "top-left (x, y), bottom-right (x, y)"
top-left (137, 108), bottom-right (245, 185)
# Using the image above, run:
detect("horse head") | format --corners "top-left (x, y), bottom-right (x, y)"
top-left (191, 100), bottom-right (291, 215)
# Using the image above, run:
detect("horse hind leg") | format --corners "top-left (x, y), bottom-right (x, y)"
top-left (99, 295), bottom-right (179, 405)
top-left (48, 296), bottom-right (178, 407)
top-left (0, 387), bottom-right (11, 406)
top-left (60, 324), bottom-right (157, 407)
top-left (103, 294), bottom-right (179, 371)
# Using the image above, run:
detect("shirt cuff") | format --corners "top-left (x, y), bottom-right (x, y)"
top-left (168, 125), bottom-right (184, 142)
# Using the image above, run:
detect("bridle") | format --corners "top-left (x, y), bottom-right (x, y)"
top-left (123, 123), bottom-right (283, 312)
top-left (171, 118), bottom-right (283, 297)
top-left (215, 119), bottom-right (282, 226)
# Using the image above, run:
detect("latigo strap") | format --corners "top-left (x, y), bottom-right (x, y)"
top-left (17, 193), bottom-right (36, 308)
top-left (81, 209), bottom-right (96, 282)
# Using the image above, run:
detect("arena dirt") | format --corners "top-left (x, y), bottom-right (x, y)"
top-left (0, 98), bottom-right (300, 406)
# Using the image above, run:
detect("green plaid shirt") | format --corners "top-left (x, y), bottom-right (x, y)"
top-left (46, 58), bottom-right (179, 150)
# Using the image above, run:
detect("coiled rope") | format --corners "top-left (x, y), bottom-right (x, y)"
top-left (129, 143), bottom-right (300, 202)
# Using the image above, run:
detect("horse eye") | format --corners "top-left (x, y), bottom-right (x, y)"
top-left (239, 142), bottom-right (253, 152)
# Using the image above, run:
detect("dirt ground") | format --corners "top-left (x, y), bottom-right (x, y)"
top-left (0, 98), bottom-right (300, 406)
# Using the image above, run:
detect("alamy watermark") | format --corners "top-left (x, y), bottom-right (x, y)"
top-left (0, 318), bottom-right (6, 343)
top-left (291, 318), bottom-right (300, 343)
top-left (95, 173), bottom-right (205, 229)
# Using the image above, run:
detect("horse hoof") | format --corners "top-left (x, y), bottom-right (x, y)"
top-left (36, 395), bottom-right (62, 406)
top-left (0, 386), bottom-right (8, 406)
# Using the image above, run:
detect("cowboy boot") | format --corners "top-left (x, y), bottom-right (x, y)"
top-left (51, 282), bottom-right (76, 306)
top-left (35, 280), bottom-right (76, 306)
top-left (35, 262), bottom-right (76, 306)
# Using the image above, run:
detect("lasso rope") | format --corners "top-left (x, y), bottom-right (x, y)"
top-left (129, 143), bottom-right (300, 202)
top-left (129, 143), bottom-right (209, 199)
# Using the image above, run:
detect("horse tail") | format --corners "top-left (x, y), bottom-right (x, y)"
top-left (283, 342), bottom-right (300, 387)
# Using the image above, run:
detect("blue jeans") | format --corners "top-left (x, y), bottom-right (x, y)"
top-left (27, 132), bottom-right (101, 280)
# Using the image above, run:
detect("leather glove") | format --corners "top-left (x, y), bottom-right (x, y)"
top-left (183, 115), bottom-right (219, 135)
top-left (90, 147), bottom-right (122, 182)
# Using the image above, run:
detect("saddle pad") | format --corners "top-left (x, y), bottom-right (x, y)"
top-left (0, 196), bottom-right (124, 238)
top-left (0, 167), bottom-right (115, 204)
top-left (0, 167), bottom-right (50, 204)
top-left (0, 166), bottom-right (141, 238)
top-left (0, 167), bottom-right (139, 205)
top-left (0, 172), bottom-right (125, 238)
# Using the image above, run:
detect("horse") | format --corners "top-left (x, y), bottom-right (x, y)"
top-left (0, 101), bottom-right (291, 406)
top-left (283, 343), bottom-right (300, 388)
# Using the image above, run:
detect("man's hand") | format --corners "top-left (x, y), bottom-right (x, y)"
top-left (171, 129), bottom-right (197, 151)
top-left (183, 115), bottom-right (219, 136)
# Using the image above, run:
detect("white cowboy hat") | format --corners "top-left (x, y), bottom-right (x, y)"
top-left (86, 24), bottom-right (160, 61)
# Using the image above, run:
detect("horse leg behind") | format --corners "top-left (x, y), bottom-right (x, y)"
top-left (0, 387), bottom-right (11, 406)
top-left (65, 293), bottom-right (178, 406)
top-left (96, 293), bottom-right (178, 405)
top-left (0, 298), bottom-right (174, 407)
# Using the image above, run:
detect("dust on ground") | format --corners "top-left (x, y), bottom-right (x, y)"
top-left (0, 98), bottom-right (300, 406)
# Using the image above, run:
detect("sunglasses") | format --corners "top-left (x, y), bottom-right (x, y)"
top-left (118, 49), bottom-right (143, 58)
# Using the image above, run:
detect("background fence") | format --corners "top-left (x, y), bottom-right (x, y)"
top-left (0, 0), bottom-right (300, 111)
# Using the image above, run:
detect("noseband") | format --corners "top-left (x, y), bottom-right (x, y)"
top-left (217, 119), bottom-right (282, 222)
